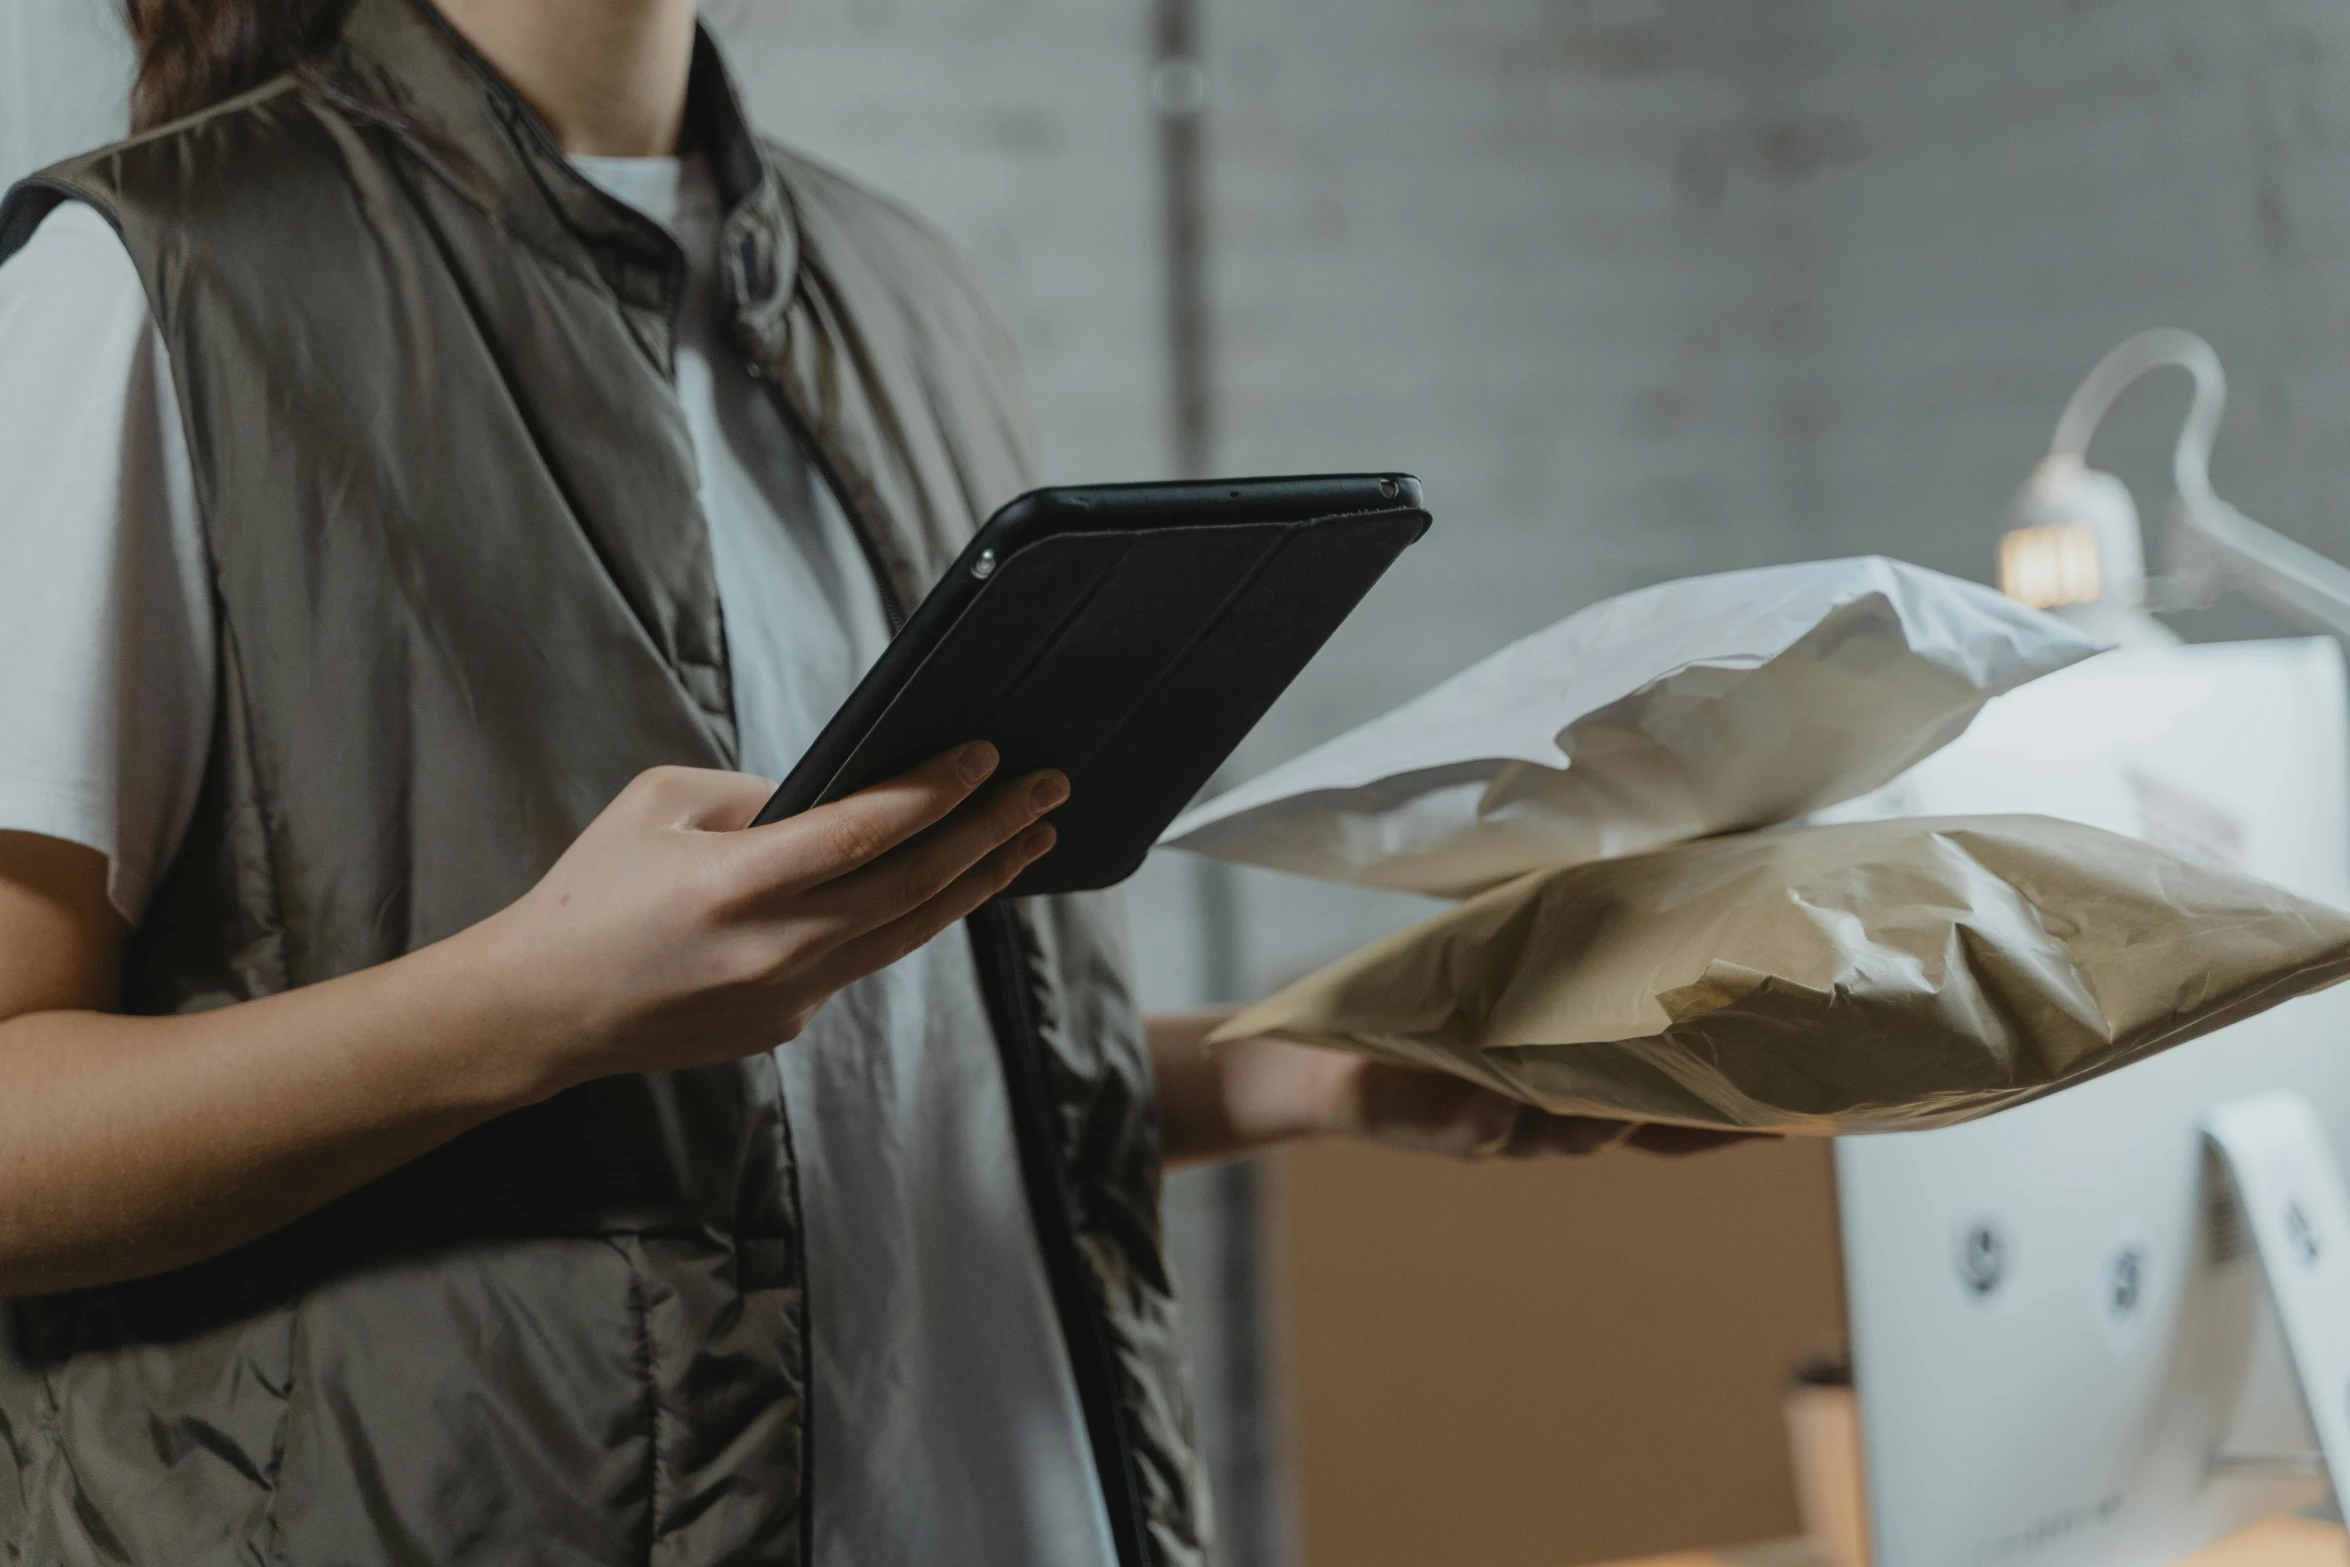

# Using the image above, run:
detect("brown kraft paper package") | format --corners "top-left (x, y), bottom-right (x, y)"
top-left (1213, 815), bottom-right (2350, 1134)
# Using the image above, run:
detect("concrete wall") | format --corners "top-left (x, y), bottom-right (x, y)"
top-left (1, 0), bottom-right (133, 178)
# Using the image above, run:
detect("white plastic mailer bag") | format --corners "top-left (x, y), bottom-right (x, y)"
top-left (1210, 816), bottom-right (2350, 1134)
top-left (1162, 557), bottom-right (2102, 897)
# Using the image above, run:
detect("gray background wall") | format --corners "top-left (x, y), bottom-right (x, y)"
top-left (11, 0), bottom-right (2350, 1559)
top-left (2, 0), bottom-right (129, 175)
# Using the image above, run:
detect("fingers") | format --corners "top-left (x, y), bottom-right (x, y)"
top-left (1501, 1110), bottom-right (1636, 1158)
top-left (805, 820), bottom-right (1059, 992)
top-left (817, 767), bottom-right (1067, 923)
top-left (1499, 1112), bottom-right (1766, 1158)
top-left (1354, 1066), bottom-right (1522, 1158)
top-left (1623, 1124), bottom-right (1770, 1157)
top-left (1345, 1061), bottom-right (1767, 1161)
top-left (724, 743), bottom-right (1005, 894)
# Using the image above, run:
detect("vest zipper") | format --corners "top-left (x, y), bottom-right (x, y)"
top-left (753, 371), bottom-right (1152, 1567)
top-left (967, 901), bottom-right (1154, 1567)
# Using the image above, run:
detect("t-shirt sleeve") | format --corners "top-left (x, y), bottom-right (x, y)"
top-left (0, 200), bottom-right (217, 925)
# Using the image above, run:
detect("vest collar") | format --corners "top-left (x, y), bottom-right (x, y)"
top-left (323, 0), bottom-right (798, 357)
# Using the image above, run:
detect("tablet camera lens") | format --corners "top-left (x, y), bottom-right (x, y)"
top-left (972, 548), bottom-right (998, 580)
top-left (1379, 477), bottom-right (1400, 499)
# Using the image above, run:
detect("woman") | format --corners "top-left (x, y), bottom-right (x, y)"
top-left (0, 1), bottom-right (1721, 1561)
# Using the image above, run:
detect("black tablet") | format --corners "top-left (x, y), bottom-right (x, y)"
top-left (752, 473), bottom-right (1430, 894)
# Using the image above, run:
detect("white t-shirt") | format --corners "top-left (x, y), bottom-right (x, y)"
top-left (0, 159), bottom-right (1114, 1567)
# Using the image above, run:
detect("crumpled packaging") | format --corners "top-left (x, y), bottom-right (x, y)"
top-left (1210, 815), bottom-right (2350, 1135)
top-left (1162, 557), bottom-right (2102, 897)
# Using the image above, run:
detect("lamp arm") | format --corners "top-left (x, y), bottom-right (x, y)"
top-left (2168, 497), bottom-right (2350, 643)
top-left (2013, 327), bottom-right (2350, 644)
top-left (2051, 328), bottom-right (2227, 506)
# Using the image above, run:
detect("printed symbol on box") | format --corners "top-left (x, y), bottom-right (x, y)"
top-left (2097, 1238), bottom-right (2151, 1352)
top-left (1957, 1218), bottom-right (2010, 1303)
top-left (2107, 1246), bottom-right (2144, 1319)
top-left (2284, 1199), bottom-right (2321, 1267)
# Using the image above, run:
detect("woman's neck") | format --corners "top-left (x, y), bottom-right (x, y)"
top-left (432, 0), bottom-right (699, 158)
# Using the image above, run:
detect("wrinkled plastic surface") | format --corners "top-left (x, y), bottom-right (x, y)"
top-left (1163, 557), bottom-right (2102, 897)
top-left (1212, 816), bottom-right (2350, 1134)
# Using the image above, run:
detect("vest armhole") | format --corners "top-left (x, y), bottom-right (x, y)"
top-left (0, 178), bottom-right (111, 269)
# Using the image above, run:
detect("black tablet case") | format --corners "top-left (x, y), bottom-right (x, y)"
top-left (756, 475), bottom-right (1430, 895)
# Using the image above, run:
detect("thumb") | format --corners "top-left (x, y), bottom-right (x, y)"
top-left (626, 767), bottom-right (780, 833)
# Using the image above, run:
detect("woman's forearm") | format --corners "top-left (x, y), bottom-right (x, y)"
top-left (0, 923), bottom-right (553, 1296)
top-left (1149, 1010), bottom-right (1354, 1167)
top-left (0, 752), bottom-right (1064, 1296)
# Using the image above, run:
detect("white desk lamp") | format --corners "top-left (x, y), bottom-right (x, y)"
top-left (1997, 331), bottom-right (2350, 1510)
top-left (1998, 328), bottom-right (2350, 644)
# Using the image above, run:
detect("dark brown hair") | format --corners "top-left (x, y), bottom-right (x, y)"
top-left (120, 0), bottom-right (351, 132)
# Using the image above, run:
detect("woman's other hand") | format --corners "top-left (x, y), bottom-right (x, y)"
top-left (1148, 1013), bottom-right (1759, 1167)
top-left (1323, 1053), bottom-right (1758, 1159)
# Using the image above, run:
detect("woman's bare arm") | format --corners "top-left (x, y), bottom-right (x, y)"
top-left (0, 746), bottom-right (1066, 1295)
top-left (0, 828), bottom-right (547, 1293)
